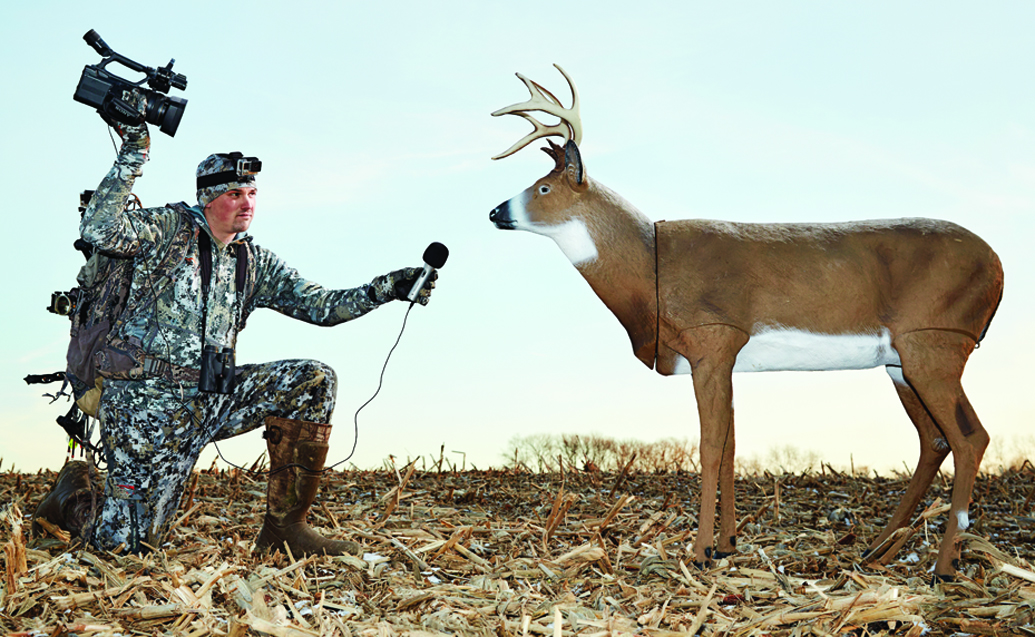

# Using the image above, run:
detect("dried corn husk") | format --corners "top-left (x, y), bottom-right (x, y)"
top-left (1, 464), bottom-right (1033, 635)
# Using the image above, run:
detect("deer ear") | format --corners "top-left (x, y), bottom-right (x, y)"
top-left (564, 140), bottom-right (585, 186)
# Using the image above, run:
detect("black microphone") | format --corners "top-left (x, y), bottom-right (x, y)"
top-left (407, 242), bottom-right (449, 303)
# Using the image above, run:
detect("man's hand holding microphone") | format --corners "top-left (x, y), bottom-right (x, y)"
top-left (368, 242), bottom-right (449, 307)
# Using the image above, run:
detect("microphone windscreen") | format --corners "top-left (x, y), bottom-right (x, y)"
top-left (423, 242), bottom-right (449, 269)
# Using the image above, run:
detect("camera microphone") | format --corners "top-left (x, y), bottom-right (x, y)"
top-left (84, 30), bottom-right (113, 57)
top-left (407, 242), bottom-right (449, 303)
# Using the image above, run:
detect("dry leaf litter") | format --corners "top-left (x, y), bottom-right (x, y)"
top-left (2, 460), bottom-right (1034, 636)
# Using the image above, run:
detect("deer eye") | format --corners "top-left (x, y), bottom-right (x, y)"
top-left (538, 185), bottom-right (551, 195)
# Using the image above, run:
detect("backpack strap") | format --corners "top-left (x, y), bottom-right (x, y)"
top-left (196, 220), bottom-right (248, 296)
top-left (198, 230), bottom-right (213, 298)
top-left (196, 222), bottom-right (250, 351)
top-left (236, 241), bottom-right (248, 291)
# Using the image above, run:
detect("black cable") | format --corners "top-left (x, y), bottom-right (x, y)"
top-left (211, 300), bottom-right (417, 476)
top-left (107, 125), bottom-right (119, 154)
top-left (327, 299), bottom-right (416, 471)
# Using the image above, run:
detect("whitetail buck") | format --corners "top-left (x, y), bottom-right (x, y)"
top-left (489, 65), bottom-right (1004, 579)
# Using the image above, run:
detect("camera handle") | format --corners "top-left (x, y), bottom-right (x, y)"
top-left (83, 30), bottom-right (186, 94)
top-left (85, 32), bottom-right (154, 84)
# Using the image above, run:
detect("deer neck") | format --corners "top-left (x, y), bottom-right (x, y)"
top-left (567, 181), bottom-right (658, 369)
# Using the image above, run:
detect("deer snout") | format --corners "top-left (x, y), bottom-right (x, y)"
top-left (490, 200), bottom-right (516, 229)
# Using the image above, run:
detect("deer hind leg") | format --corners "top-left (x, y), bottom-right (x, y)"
top-left (675, 325), bottom-right (747, 567)
top-left (893, 330), bottom-right (989, 579)
top-left (862, 364), bottom-right (951, 564)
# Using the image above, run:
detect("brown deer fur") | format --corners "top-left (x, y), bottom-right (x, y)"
top-left (490, 139), bottom-right (1004, 578)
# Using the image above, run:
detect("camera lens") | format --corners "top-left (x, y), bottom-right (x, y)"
top-left (141, 92), bottom-right (187, 137)
top-left (159, 96), bottom-right (187, 137)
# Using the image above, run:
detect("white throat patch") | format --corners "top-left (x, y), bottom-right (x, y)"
top-left (538, 218), bottom-right (598, 266)
top-left (508, 195), bottom-right (598, 266)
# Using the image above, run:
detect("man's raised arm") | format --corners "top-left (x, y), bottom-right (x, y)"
top-left (79, 99), bottom-right (153, 257)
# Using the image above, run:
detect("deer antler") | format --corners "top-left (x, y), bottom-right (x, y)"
top-left (491, 64), bottom-right (582, 160)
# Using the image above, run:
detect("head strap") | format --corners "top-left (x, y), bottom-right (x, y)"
top-left (196, 152), bottom-right (262, 189)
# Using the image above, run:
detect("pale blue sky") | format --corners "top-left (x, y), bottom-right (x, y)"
top-left (3, 2), bottom-right (1033, 474)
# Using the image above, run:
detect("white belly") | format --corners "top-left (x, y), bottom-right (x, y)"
top-left (672, 326), bottom-right (901, 374)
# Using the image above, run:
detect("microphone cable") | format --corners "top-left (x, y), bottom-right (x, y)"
top-left (211, 299), bottom-right (418, 476)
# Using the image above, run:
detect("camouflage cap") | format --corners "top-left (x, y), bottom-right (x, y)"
top-left (196, 152), bottom-right (261, 209)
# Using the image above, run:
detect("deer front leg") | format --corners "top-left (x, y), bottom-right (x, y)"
top-left (715, 418), bottom-right (738, 559)
top-left (675, 325), bottom-right (747, 567)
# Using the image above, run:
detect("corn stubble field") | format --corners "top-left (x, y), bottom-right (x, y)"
top-left (2, 462), bottom-right (1034, 636)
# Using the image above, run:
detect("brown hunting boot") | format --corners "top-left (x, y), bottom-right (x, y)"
top-left (32, 460), bottom-right (103, 540)
top-left (254, 417), bottom-right (360, 557)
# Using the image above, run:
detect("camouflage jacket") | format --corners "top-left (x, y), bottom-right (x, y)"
top-left (80, 142), bottom-right (384, 385)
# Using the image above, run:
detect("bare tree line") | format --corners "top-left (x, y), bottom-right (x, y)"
top-left (502, 433), bottom-right (700, 474)
top-left (500, 433), bottom-right (1035, 476)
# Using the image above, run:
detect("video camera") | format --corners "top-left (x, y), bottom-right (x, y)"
top-left (73, 29), bottom-right (187, 137)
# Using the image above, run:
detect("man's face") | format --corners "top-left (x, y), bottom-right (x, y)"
top-left (204, 187), bottom-right (256, 239)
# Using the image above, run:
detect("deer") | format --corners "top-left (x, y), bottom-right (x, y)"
top-left (488, 65), bottom-right (1004, 580)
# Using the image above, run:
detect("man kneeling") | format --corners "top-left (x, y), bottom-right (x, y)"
top-left (34, 108), bottom-right (434, 555)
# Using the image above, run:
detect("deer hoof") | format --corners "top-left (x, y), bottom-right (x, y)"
top-left (931, 572), bottom-right (956, 585)
top-left (713, 549), bottom-right (736, 560)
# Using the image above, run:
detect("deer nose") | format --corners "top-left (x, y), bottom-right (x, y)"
top-left (490, 201), bottom-right (515, 229)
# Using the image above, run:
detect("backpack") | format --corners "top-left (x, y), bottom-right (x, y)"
top-left (29, 194), bottom-right (248, 451)
top-left (63, 198), bottom-right (195, 415)
top-left (26, 192), bottom-right (152, 449)
top-left (40, 195), bottom-right (247, 412)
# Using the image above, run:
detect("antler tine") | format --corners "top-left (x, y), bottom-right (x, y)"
top-left (529, 79), bottom-right (563, 107)
top-left (491, 112), bottom-right (573, 160)
top-left (552, 63), bottom-right (581, 144)
top-left (491, 73), bottom-right (557, 117)
top-left (491, 64), bottom-right (582, 160)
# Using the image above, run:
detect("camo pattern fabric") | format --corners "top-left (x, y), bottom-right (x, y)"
top-left (78, 128), bottom-right (415, 551)
top-left (90, 359), bottom-right (337, 551)
top-left (80, 140), bottom-right (388, 380)
top-left (195, 153), bottom-right (258, 210)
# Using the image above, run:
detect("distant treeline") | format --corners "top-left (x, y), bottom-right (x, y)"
top-left (501, 432), bottom-right (1035, 477)
top-left (502, 433), bottom-right (700, 474)
top-left (500, 434), bottom-right (835, 475)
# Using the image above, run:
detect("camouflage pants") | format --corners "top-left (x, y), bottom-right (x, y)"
top-left (91, 359), bottom-right (337, 552)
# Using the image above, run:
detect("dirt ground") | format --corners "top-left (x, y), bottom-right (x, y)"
top-left (2, 462), bottom-right (1034, 636)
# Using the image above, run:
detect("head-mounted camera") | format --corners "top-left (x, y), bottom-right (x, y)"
top-left (196, 152), bottom-right (262, 189)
